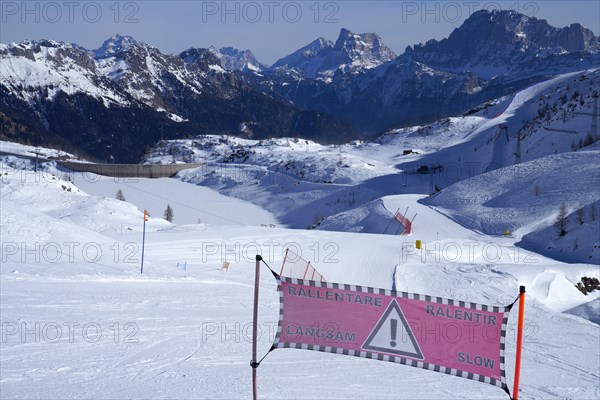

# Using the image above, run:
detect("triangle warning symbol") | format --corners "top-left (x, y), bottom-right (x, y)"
top-left (362, 299), bottom-right (424, 359)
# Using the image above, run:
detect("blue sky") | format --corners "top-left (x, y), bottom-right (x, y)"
top-left (1, 1), bottom-right (598, 65)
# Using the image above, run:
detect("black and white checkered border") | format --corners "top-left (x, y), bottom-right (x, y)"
top-left (274, 276), bottom-right (285, 343)
top-left (273, 274), bottom-right (511, 391)
top-left (499, 313), bottom-right (509, 389)
top-left (277, 275), bottom-right (506, 313)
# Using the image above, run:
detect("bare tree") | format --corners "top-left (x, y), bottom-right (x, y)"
top-left (590, 204), bottom-right (597, 222)
top-left (164, 204), bottom-right (174, 222)
top-left (116, 189), bottom-right (126, 201)
top-left (576, 206), bottom-right (585, 225)
top-left (555, 203), bottom-right (568, 237)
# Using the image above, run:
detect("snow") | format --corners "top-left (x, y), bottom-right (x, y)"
top-left (147, 67), bottom-right (599, 191)
top-left (70, 173), bottom-right (277, 227)
top-left (0, 44), bottom-right (130, 107)
top-left (0, 141), bottom-right (76, 160)
top-left (565, 298), bottom-right (600, 324)
top-left (208, 64), bottom-right (226, 73)
top-left (96, 58), bottom-right (130, 81)
top-left (143, 136), bottom-right (398, 185)
top-left (93, 35), bottom-right (140, 58)
top-left (269, 30), bottom-right (395, 80)
top-left (423, 152), bottom-right (600, 264)
top-left (0, 39), bottom-right (210, 113)
top-left (1, 69), bottom-right (599, 399)
top-left (2, 155), bottom-right (599, 399)
top-left (154, 108), bottom-right (187, 122)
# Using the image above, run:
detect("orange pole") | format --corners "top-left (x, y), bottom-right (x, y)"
top-left (280, 248), bottom-right (288, 276)
top-left (513, 286), bottom-right (526, 400)
top-left (140, 210), bottom-right (148, 274)
top-left (302, 263), bottom-right (310, 280)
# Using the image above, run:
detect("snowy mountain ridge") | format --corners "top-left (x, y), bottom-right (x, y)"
top-left (248, 10), bottom-right (599, 134)
top-left (270, 29), bottom-right (397, 80)
top-left (93, 34), bottom-right (140, 58)
top-left (404, 10), bottom-right (599, 79)
top-left (0, 37), bottom-right (354, 162)
top-left (211, 46), bottom-right (267, 72)
top-left (1, 9), bottom-right (598, 161)
top-left (0, 39), bottom-right (130, 107)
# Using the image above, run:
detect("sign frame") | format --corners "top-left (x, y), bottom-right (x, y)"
top-left (273, 274), bottom-right (511, 391)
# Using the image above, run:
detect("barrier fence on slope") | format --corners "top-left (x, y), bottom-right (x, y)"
top-left (279, 248), bottom-right (325, 282)
top-left (252, 254), bottom-right (527, 400)
top-left (383, 206), bottom-right (417, 236)
top-left (394, 211), bottom-right (413, 235)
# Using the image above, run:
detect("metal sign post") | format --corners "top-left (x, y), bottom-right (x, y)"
top-left (251, 255), bottom-right (263, 400)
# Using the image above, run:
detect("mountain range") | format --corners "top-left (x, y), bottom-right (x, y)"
top-left (1, 9), bottom-right (598, 162)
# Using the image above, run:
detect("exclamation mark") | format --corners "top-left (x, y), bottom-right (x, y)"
top-left (390, 319), bottom-right (397, 347)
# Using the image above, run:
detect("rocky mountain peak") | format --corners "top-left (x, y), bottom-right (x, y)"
top-left (180, 47), bottom-right (222, 69)
top-left (270, 29), bottom-right (395, 79)
top-left (1, 39), bottom-right (96, 72)
top-left (557, 23), bottom-right (598, 52)
top-left (214, 46), bottom-right (267, 72)
top-left (93, 34), bottom-right (140, 58)
top-left (270, 37), bottom-right (333, 73)
top-left (2, 9), bottom-right (597, 162)
top-left (328, 28), bottom-right (397, 70)
top-left (405, 9), bottom-right (598, 78)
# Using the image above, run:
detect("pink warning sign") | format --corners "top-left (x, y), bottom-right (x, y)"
top-left (274, 276), bottom-right (511, 390)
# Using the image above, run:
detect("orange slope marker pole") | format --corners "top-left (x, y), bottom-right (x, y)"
top-left (251, 255), bottom-right (262, 400)
top-left (140, 210), bottom-right (148, 274)
top-left (513, 286), bottom-right (526, 400)
top-left (280, 248), bottom-right (289, 276)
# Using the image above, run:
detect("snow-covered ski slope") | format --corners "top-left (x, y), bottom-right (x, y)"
top-left (1, 69), bottom-right (599, 399)
top-left (145, 69), bottom-right (600, 184)
top-left (1, 157), bottom-right (598, 399)
top-left (144, 71), bottom-right (600, 261)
